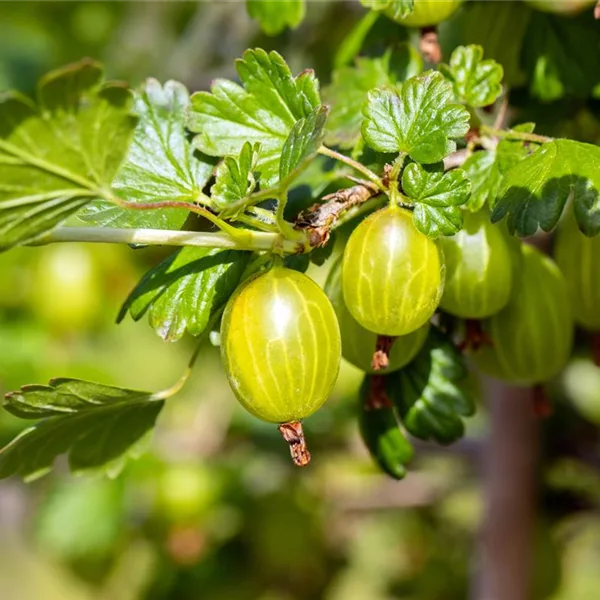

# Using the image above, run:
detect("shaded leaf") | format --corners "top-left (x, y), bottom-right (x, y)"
top-left (81, 79), bottom-right (215, 230)
top-left (0, 379), bottom-right (163, 480)
top-left (0, 60), bottom-right (136, 251)
top-left (324, 47), bottom-right (422, 149)
top-left (523, 12), bottom-right (600, 102)
top-left (439, 44), bottom-right (503, 107)
top-left (247, 0), bottom-right (306, 35)
top-left (462, 124), bottom-right (534, 212)
top-left (492, 139), bottom-right (600, 237)
top-left (362, 71), bottom-right (470, 163)
top-left (358, 375), bottom-right (413, 480)
top-left (402, 162), bottom-right (471, 237)
top-left (212, 142), bottom-right (260, 213)
top-left (118, 247), bottom-right (250, 342)
top-left (187, 48), bottom-right (320, 187)
top-left (386, 327), bottom-right (475, 445)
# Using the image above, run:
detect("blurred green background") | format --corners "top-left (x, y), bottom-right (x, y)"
top-left (2, 2), bottom-right (600, 599)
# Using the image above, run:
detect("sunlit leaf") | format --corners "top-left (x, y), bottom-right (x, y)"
top-left (492, 139), bottom-right (600, 237)
top-left (187, 49), bottom-right (321, 187)
top-left (362, 71), bottom-right (470, 163)
top-left (402, 162), bottom-right (471, 237)
top-left (247, 0), bottom-right (306, 35)
top-left (118, 247), bottom-right (250, 342)
top-left (0, 60), bottom-right (136, 251)
top-left (81, 79), bottom-right (215, 230)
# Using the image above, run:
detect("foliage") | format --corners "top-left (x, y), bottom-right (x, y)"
top-left (1, 6), bottom-right (600, 490)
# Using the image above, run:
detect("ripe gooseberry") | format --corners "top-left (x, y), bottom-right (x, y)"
top-left (386, 0), bottom-right (464, 27)
top-left (325, 257), bottom-right (428, 374)
top-left (473, 244), bottom-right (573, 385)
top-left (554, 213), bottom-right (600, 331)
top-left (220, 265), bottom-right (341, 425)
top-left (342, 206), bottom-right (444, 337)
top-left (439, 210), bottom-right (514, 319)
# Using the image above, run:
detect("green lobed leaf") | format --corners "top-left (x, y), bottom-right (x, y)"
top-left (279, 105), bottom-right (328, 184)
top-left (211, 142), bottom-right (260, 213)
top-left (439, 45), bottom-right (504, 108)
top-left (0, 60), bottom-right (136, 251)
top-left (187, 48), bottom-right (321, 188)
top-left (492, 139), bottom-right (600, 237)
top-left (386, 327), bottom-right (475, 445)
top-left (81, 79), bottom-right (215, 230)
top-left (324, 47), bottom-right (422, 149)
top-left (362, 71), bottom-right (470, 163)
top-left (360, 0), bottom-right (414, 19)
top-left (247, 0), bottom-right (306, 36)
top-left (118, 247), bottom-right (250, 342)
top-left (402, 162), bottom-right (471, 237)
top-left (462, 123), bottom-right (534, 212)
top-left (0, 379), bottom-right (163, 481)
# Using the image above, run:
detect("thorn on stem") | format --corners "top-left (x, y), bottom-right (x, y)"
top-left (372, 335), bottom-right (396, 371)
top-left (278, 421), bottom-right (311, 467)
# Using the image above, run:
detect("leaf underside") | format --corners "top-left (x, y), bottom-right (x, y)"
top-left (0, 378), bottom-right (163, 481)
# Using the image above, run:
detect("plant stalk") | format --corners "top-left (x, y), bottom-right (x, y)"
top-left (30, 226), bottom-right (306, 254)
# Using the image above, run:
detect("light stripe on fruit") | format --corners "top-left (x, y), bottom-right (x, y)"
top-left (473, 244), bottom-right (573, 385)
top-left (439, 211), bottom-right (513, 319)
top-left (325, 257), bottom-right (429, 373)
top-left (555, 214), bottom-right (600, 331)
top-left (341, 207), bottom-right (444, 336)
top-left (221, 266), bottom-right (341, 423)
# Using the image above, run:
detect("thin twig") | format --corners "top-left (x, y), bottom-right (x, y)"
top-left (295, 183), bottom-right (380, 246)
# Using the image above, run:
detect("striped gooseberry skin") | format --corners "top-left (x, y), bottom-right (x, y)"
top-left (473, 244), bottom-right (573, 385)
top-left (342, 207), bottom-right (444, 336)
top-left (439, 211), bottom-right (514, 319)
top-left (325, 257), bottom-right (429, 374)
top-left (554, 214), bottom-right (600, 331)
top-left (387, 0), bottom-right (464, 27)
top-left (220, 266), bottom-right (341, 424)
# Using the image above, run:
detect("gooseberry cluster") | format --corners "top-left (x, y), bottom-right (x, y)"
top-left (219, 197), bottom-right (590, 475)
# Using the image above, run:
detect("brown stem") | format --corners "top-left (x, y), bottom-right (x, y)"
top-left (278, 421), bottom-right (311, 467)
top-left (366, 375), bottom-right (392, 410)
top-left (372, 335), bottom-right (396, 371)
top-left (419, 26), bottom-right (442, 64)
top-left (295, 183), bottom-right (380, 247)
top-left (458, 319), bottom-right (493, 353)
top-left (532, 384), bottom-right (553, 419)
top-left (475, 382), bottom-right (538, 600)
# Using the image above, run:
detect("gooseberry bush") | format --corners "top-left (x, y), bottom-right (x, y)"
top-left (1, 0), bottom-right (600, 481)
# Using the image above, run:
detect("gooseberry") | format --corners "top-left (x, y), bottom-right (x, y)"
top-left (554, 213), bottom-right (600, 331)
top-left (439, 210), bottom-right (514, 319)
top-left (325, 257), bottom-right (429, 373)
top-left (342, 206), bottom-right (444, 337)
top-left (220, 265), bottom-right (341, 424)
top-left (525, 0), bottom-right (595, 15)
top-left (386, 0), bottom-right (464, 27)
top-left (473, 244), bottom-right (573, 385)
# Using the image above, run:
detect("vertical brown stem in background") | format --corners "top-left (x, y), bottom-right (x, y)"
top-left (475, 382), bottom-right (539, 600)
